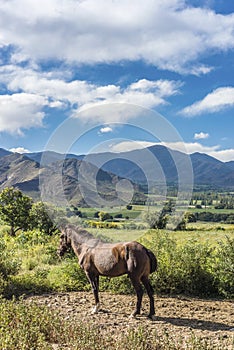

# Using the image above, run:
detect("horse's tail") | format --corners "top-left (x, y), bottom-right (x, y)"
top-left (145, 248), bottom-right (157, 274)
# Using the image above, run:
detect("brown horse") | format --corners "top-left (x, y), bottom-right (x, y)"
top-left (57, 224), bottom-right (157, 319)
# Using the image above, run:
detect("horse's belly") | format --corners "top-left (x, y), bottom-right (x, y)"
top-left (94, 252), bottom-right (126, 277)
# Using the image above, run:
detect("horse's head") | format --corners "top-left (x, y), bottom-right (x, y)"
top-left (57, 229), bottom-right (71, 257)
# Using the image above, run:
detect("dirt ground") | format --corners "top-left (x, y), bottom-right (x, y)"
top-left (27, 291), bottom-right (234, 349)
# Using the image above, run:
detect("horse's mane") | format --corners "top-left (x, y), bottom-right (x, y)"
top-left (64, 224), bottom-right (100, 245)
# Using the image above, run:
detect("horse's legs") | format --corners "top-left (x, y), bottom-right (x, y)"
top-left (141, 275), bottom-right (156, 320)
top-left (86, 272), bottom-right (100, 314)
top-left (129, 275), bottom-right (143, 317)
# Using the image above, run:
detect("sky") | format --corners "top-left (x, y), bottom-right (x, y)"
top-left (0, 0), bottom-right (234, 162)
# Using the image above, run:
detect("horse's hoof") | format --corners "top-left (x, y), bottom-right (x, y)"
top-left (91, 303), bottom-right (100, 314)
top-left (129, 311), bottom-right (140, 319)
top-left (148, 314), bottom-right (157, 321)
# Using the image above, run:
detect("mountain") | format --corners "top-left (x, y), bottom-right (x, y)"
top-left (0, 146), bottom-right (233, 203)
top-left (0, 148), bottom-right (12, 158)
top-left (226, 161), bottom-right (234, 171)
top-left (79, 146), bottom-right (234, 188)
top-left (0, 152), bottom-right (145, 205)
top-left (27, 150), bottom-right (84, 165)
top-left (20, 146), bottom-right (234, 189)
top-left (0, 153), bottom-right (40, 195)
top-left (190, 153), bottom-right (234, 187)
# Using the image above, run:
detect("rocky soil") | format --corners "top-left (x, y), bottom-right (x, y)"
top-left (27, 291), bottom-right (234, 349)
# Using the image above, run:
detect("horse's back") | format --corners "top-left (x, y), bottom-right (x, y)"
top-left (91, 242), bottom-right (128, 277)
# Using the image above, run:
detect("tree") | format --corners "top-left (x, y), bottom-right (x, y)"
top-left (29, 201), bottom-right (58, 235)
top-left (98, 211), bottom-right (112, 221)
top-left (185, 212), bottom-right (197, 223)
top-left (0, 187), bottom-right (32, 236)
top-left (144, 200), bottom-right (177, 230)
top-left (144, 210), bottom-right (168, 229)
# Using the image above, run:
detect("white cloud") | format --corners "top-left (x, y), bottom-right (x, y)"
top-left (180, 87), bottom-right (234, 116)
top-left (194, 132), bottom-right (210, 139)
top-left (0, 93), bottom-right (47, 134)
top-left (0, 0), bottom-right (234, 74)
top-left (208, 149), bottom-right (234, 162)
top-left (109, 140), bottom-right (234, 161)
top-left (9, 147), bottom-right (30, 153)
top-left (0, 65), bottom-right (181, 127)
top-left (162, 141), bottom-right (220, 154)
top-left (99, 126), bottom-right (113, 134)
top-left (110, 140), bottom-right (155, 153)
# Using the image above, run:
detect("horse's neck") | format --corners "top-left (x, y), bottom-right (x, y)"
top-left (71, 231), bottom-right (100, 257)
top-left (70, 232), bottom-right (84, 256)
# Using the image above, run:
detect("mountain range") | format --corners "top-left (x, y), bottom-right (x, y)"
top-left (0, 146), bottom-right (233, 205)
top-left (27, 145), bottom-right (234, 188)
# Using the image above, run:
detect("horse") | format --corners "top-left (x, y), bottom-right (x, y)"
top-left (57, 224), bottom-right (157, 319)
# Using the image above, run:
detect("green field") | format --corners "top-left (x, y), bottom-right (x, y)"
top-left (89, 222), bottom-right (234, 244)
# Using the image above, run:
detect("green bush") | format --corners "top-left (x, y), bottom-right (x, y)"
top-left (140, 231), bottom-right (219, 297)
top-left (214, 237), bottom-right (234, 297)
top-left (47, 259), bottom-right (89, 292)
top-left (5, 273), bottom-right (52, 298)
top-left (0, 239), bottom-right (21, 278)
top-left (100, 275), bottom-right (134, 294)
top-left (0, 238), bottom-right (21, 295)
top-left (1, 225), bottom-right (234, 299)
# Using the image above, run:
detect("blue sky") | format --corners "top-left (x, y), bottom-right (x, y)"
top-left (0, 0), bottom-right (234, 161)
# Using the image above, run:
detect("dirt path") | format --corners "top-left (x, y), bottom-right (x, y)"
top-left (28, 292), bottom-right (234, 348)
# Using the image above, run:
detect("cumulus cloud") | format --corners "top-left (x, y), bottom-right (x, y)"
top-left (110, 140), bottom-right (155, 153)
top-left (9, 147), bottom-right (30, 153)
top-left (164, 142), bottom-right (234, 162)
top-left (162, 141), bottom-right (220, 154)
top-left (194, 132), bottom-right (210, 139)
top-left (208, 149), bottom-right (234, 162)
top-left (180, 87), bottom-right (234, 116)
top-left (0, 93), bottom-right (47, 134)
top-left (0, 65), bottom-right (182, 128)
top-left (109, 140), bottom-right (234, 162)
top-left (99, 126), bottom-right (113, 134)
top-left (0, 0), bottom-right (234, 74)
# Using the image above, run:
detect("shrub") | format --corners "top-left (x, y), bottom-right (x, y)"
top-left (100, 275), bottom-right (134, 294)
top-left (0, 297), bottom-right (63, 349)
top-left (48, 260), bottom-right (89, 292)
top-left (140, 231), bottom-right (218, 297)
top-left (0, 238), bottom-right (21, 295)
top-left (214, 237), bottom-right (234, 298)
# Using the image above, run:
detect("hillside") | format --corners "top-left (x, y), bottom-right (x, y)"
top-left (0, 148), bottom-right (11, 158)
top-left (27, 150), bottom-right (83, 165)
top-left (226, 160), bottom-right (234, 171)
top-left (72, 146), bottom-right (234, 188)
top-left (0, 152), bottom-right (145, 205)
top-left (190, 153), bottom-right (234, 187)
top-left (0, 153), bottom-right (40, 195)
top-left (26, 145), bottom-right (234, 188)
